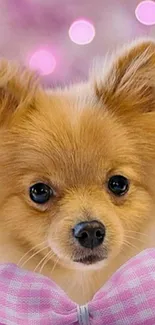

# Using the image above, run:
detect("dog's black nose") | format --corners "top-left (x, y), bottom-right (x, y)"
top-left (73, 221), bottom-right (105, 249)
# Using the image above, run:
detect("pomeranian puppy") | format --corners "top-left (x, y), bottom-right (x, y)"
top-left (0, 39), bottom-right (155, 304)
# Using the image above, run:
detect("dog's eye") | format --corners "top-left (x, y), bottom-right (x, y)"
top-left (29, 183), bottom-right (54, 204)
top-left (108, 175), bottom-right (129, 196)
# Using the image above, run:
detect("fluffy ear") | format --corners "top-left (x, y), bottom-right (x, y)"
top-left (94, 39), bottom-right (155, 117)
top-left (0, 60), bottom-right (38, 126)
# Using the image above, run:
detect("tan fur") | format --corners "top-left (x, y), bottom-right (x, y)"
top-left (0, 40), bottom-right (155, 304)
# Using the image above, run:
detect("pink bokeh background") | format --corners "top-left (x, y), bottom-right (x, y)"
top-left (1, 0), bottom-right (155, 86)
top-left (135, 1), bottom-right (155, 25)
top-left (69, 20), bottom-right (95, 45)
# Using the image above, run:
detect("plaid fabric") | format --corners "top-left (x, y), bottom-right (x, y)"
top-left (0, 249), bottom-right (155, 324)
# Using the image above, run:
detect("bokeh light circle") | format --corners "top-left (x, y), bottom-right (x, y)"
top-left (29, 49), bottom-right (56, 75)
top-left (69, 20), bottom-right (95, 45)
top-left (135, 1), bottom-right (155, 25)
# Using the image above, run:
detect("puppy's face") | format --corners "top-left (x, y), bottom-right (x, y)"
top-left (0, 40), bottom-right (155, 271)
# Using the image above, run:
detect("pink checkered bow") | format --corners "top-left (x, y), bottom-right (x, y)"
top-left (0, 249), bottom-right (155, 325)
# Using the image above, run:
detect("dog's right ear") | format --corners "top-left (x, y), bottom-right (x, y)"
top-left (0, 60), bottom-right (39, 127)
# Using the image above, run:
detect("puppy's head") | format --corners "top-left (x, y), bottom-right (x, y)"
top-left (0, 40), bottom-right (155, 271)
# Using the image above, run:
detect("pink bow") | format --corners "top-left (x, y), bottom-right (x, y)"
top-left (0, 249), bottom-right (155, 325)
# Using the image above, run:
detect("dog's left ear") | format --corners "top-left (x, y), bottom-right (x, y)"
top-left (94, 39), bottom-right (155, 117)
top-left (0, 60), bottom-right (39, 126)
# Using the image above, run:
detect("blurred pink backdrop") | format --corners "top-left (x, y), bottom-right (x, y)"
top-left (1, 0), bottom-right (155, 86)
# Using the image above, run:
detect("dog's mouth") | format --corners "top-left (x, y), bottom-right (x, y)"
top-left (73, 254), bottom-right (106, 265)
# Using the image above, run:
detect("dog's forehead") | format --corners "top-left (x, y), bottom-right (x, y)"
top-left (27, 99), bottom-right (129, 159)
top-left (15, 100), bottom-right (137, 187)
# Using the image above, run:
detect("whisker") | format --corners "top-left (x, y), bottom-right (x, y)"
top-left (39, 251), bottom-right (54, 274)
top-left (125, 235), bottom-right (146, 244)
top-left (51, 256), bottom-right (60, 276)
top-left (33, 249), bottom-right (52, 272)
top-left (115, 238), bottom-right (139, 251)
top-left (122, 239), bottom-right (139, 251)
top-left (127, 230), bottom-right (148, 237)
top-left (21, 246), bottom-right (48, 268)
top-left (18, 241), bottom-right (46, 266)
